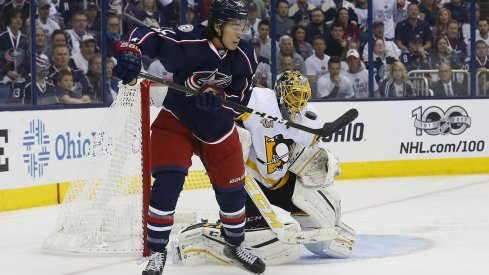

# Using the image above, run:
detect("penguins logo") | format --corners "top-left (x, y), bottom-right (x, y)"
top-left (261, 134), bottom-right (294, 174)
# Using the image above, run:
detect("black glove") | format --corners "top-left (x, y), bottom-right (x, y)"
top-left (113, 41), bottom-right (142, 85)
top-left (195, 84), bottom-right (225, 112)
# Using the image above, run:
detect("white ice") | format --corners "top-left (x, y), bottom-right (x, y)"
top-left (1, 174), bottom-right (489, 275)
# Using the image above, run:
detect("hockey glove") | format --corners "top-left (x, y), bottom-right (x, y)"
top-left (195, 84), bottom-right (225, 112)
top-left (113, 41), bottom-right (142, 85)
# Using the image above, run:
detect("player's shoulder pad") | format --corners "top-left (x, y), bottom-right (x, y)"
top-left (237, 39), bottom-right (258, 68)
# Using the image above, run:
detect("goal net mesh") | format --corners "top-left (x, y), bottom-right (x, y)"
top-left (42, 80), bottom-right (219, 254)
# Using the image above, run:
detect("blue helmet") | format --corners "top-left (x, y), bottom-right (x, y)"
top-left (208, 0), bottom-right (248, 25)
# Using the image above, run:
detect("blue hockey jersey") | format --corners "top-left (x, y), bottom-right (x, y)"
top-left (126, 24), bottom-right (257, 143)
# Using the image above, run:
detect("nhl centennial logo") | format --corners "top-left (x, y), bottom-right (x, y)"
top-left (412, 106), bottom-right (471, 136)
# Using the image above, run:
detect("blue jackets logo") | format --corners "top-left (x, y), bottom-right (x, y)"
top-left (22, 120), bottom-right (51, 178)
top-left (0, 129), bottom-right (8, 172)
top-left (412, 106), bottom-right (471, 136)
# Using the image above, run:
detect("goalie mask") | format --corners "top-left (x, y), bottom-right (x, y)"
top-left (274, 70), bottom-right (312, 120)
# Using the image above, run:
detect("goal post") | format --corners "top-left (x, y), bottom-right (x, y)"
top-left (42, 80), bottom-right (219, 256)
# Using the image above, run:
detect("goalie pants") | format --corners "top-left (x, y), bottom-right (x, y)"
top-left (147, 111), bottom-right (248, 252)
top-left (246, 172), bottom-right (303, 229)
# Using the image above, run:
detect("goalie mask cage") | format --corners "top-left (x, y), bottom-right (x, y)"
top-left (42, 80), bottom-right (220, 256)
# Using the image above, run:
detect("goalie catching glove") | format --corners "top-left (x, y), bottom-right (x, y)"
top-left (113, 41), bottom-right (142, 85)
top-left (288, 142), bottom-right (340, 188)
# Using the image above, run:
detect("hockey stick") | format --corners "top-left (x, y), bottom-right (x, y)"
top-left (138, 72), bottom-right (358, 138)
top-left (243, 167), bottom-right (338, 244)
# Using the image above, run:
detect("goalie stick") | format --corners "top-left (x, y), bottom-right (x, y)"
top-left (138, 72), bottom-right (358, 138)
top-left (243, 167), bottom-right (338, 244)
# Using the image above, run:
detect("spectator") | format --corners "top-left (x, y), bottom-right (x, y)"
top-left (321, 0), bottom-right (357, 24)
top-left (418, 0), bottom-right (439, 26)
top-left (85, 53), bottom-right (108, 103)
top-left (250, 38), bottom-right (272, 88)
top-left (304, 8), bottom-right (329, 44)
top-left (0, 0), bottom-right (30, 20)
top-left (395, 3), bottom-right (433, 52)
top-left (12, 54), bottom-right (67, 105)
top-left (85, 1), bottom-right (101, 33)
top-left (305, 35), bottom-right (330, 96)
top-left (55, 69), bottom-right (91, 104)
top-left (372, 0), bottom-right (398, 40)
top-left (33, 27), bottom-right (49, 55)
top-left (71, 34), bottom-right (97, 74)
top-left (325, 21), bottom-right (346, 57)
top-left (48, 45), bottom-right (94, 100)
top-left (399, 34), bottom-right (432, 71)
top-left (433, 8), bottom-right (452, 39)
top-left (106, 14), bottom-right (121, 58)
top-left (49, 0), bottom-right (76, 29)
top-left (277, 55), bottom-right (295, 78)
top-left (243, 0), bottom-right (268, 20)
top-left (379, 61), bottom-right (417, 97)
top-left (369, 38), bottom-right (398, 86)
top-left (47, 29), bottom-right (70, 57)
top-left (276, 35), bottom-right (306, 74)
top-left (431, 36), bottom-right (463, 71)
top-left (106, 58), bottom-right (119, 103)
top-left (128, 0), bottom-right (166, 28)
top-left (317, 56), bottom-right (354, 99)
top-left (475, 40), bottom-right (489, 95)
top-left (256, 19), bottom-right (278, 62)
top-left (332, 7), bottom-right (359, 41)
top-left (476, 18), bottom-right (489, 47)
top-left (35, 0), bottom-right (60, 39)
top-left (275, 0), bottom-right (296, 38)
top-left (344, 49), bottom-right (376, 98)
top-left (245, 2), bottom-right (260, 40)
top-left (66, 11), bottom-right (91, 55)
top-left (362, 21), bottom-right (402, 60)
top-left (354, 0), bottom-right (368, 42)
top-left (443, 0), bottom-right (466, 24)
top-left (288, 0), bottom-right (314, 26)
top-left (393, 0), bottom-right (409, 24)
top-left (179, 3), bottom-right (198, 25)
top-left (291, 25), bottom-right (313, 60)
top-left (0, 8), bottom-right (29, 86)
top-left (430, 62), bottom-right (467, 96)
top-left (444, 19), bottom-right (467, 61)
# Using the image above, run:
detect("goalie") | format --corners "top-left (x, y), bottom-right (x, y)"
top-left (174, 71), bottom-right (356, 266)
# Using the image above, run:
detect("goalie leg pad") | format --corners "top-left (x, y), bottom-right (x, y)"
top-left (176, 222), bottom-right (301, 266)
top-left (292, 182), bottom-right (341, 228)
top-left (176, 222), bottom-right (231, 266)
top-left (294, 216), bottom-right (356, 258)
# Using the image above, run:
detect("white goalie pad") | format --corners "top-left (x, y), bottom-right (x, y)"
top-left (288, 143), bottom-right (340, 187)
top-left (295, 215), bottom-right (356, 258)
top-left (237, 126), bottom-right (252, 161)
top-left (291, 183), bottom-right (341, 228)
top-left (175, 222), bottom-right (301, 266)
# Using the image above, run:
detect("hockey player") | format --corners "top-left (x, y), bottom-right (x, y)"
top-left (175, 71), bottom-right (356, 266)
top-left (111, 0), bottom-right (265, 274)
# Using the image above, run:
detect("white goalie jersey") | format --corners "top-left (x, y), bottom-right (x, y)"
top-left (241, 87), bottom-right (322, 188)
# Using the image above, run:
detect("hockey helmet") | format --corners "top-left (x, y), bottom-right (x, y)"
top-left (208, 0), bottom-right (249, 26)
top-left (274, 70), bottom-right (312, 118)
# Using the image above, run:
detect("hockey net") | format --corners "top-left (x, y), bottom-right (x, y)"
top-left (42, 80), bottom-right (219, 255)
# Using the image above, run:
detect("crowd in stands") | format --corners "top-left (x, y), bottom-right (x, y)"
top-left (0, 0), bottom-right (488, 106)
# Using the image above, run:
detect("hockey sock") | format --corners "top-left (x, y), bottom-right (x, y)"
top-left (215, 187), bottom-right (247, 246)
top-left (147, 170), bottom-right (186, 252)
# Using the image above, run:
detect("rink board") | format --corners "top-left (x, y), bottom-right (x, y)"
top-left (1, 98), bottom-right (489, 210)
